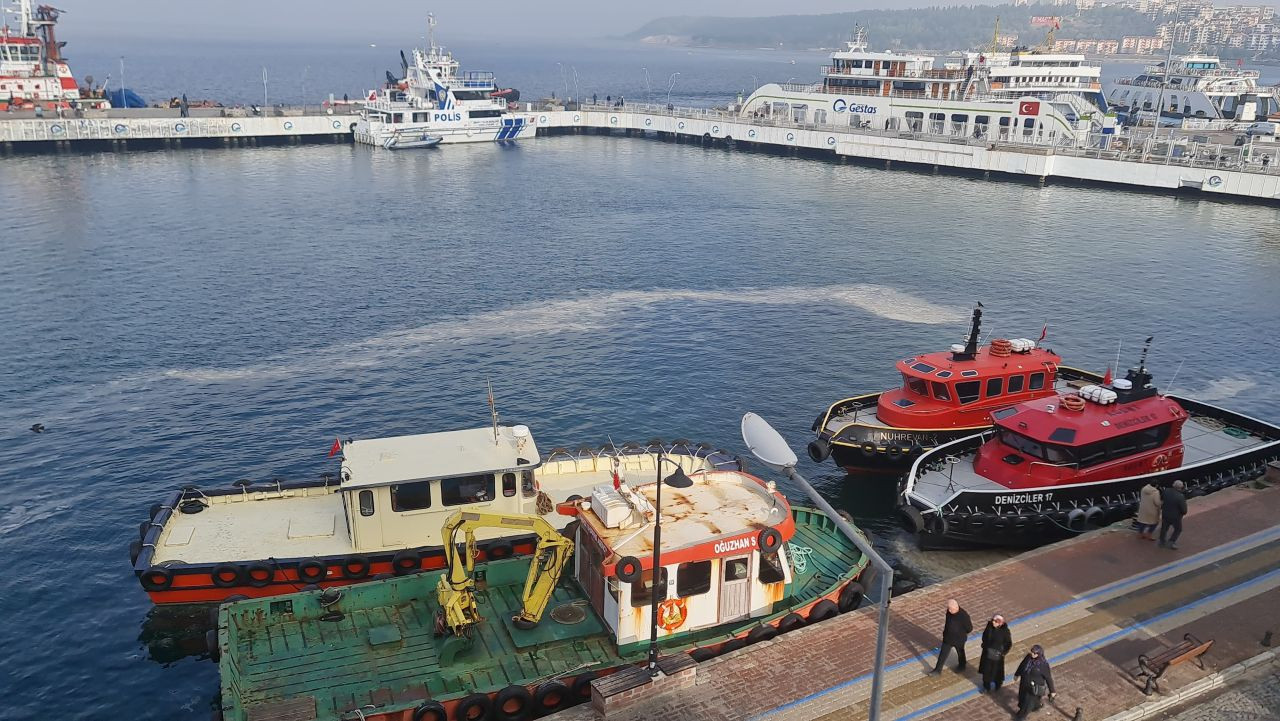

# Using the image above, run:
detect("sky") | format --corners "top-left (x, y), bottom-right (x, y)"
top-left (20, 0), bottom-right (992, 44)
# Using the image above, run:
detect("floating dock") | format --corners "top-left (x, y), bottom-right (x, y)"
top-left (4, 104), bottom-right (1280, 203)
top-left (550, 470), bottom-right (1280, 720)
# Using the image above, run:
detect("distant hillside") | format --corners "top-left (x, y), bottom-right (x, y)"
top-left (626, 5), bottom-right (1158, 51)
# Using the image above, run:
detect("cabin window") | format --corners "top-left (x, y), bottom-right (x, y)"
top-left (1043, 444), bottom-right (1074, 465)
top-left (931, 382), bottom-right (951, 401)
top-left (905, 111), bottom-right (923, 132)
top-left (440, 474), bottom-right (495, 506)
top-left (992, 407), bottom-right (1018, 420)
top-left (956, 381), bottom-right (981, 404)
top-left (910, 362), bottom-right (936, 373)
top-left (521, 470), bottom-right (537, 498)
top-left (1077, 442), bottom-right (1109, 467)
top-left (1008, 375), bottom-right (1025, 393)
top-left (358, 490), bottom-right (375, 516)
top-left (1107, 433), bottom-right (1139, 457)
top-left (1135, 424), bottom-right (1172, 451)
top-left (412, 112), bottom-right (428, 122)
top-left (1029, 372), bottom-right (1046, 390)
top-left (630, 568), bottom-right (668, 607)
top-left (502, 472), bottom-right (517, 498)
top-left (724, 557), bottom-right (750, 582)
top-left (470, 109), bottom-right (502, 119)
top-left (986, 377), bottom-right (1003, 398)
top-left (391, 481), bottom-right (433, 511)
top-left (759, 551), bottom-right (787, 584)
top-left (903, 374), bottom-right (928, 396)
top-left (677, 561), bottom-right (713, 598)
top-left (999, 429), bottom-right (1044, 459)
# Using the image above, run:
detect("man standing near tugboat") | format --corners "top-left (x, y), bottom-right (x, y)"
top-left (929, 598), bottom-right (973, 674)
top-left (1159, 480), bottom-right (1188, 549)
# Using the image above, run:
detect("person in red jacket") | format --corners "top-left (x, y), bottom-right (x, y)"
top-left (928, 598), bottom-right (973, 674)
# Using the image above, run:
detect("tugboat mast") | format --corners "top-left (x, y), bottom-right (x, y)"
top-left (952, 304), bottom-right (983, 361)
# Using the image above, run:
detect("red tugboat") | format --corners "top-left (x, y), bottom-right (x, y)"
top-left (810, 306), bottom-right (1089, 471)
top-left (901, 339), bottom-right (1280, 548)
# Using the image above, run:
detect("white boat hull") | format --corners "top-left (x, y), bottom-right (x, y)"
top-left (355, 115), bottom-right (534, 148)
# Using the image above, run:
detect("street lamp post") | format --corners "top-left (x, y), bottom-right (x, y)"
top-left (666, 72), bottom-right (680, 107)
top-left (646, 455), bottom-right (694, 676)
top-left (642, 67), bottom-right (653, 104)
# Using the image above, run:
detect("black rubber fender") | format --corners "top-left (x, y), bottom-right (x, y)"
top-left (244, 561), bottom-right (273, 588)
top-left (758, 527), bottom-right (782, 554)
top-left (412, 700), bottom-right (447, 721)
top-left (454, 692), bottom-right (492, 721)
top-left (1083, 505), bottom-right (1105, 528)
top-left (205, 628), bottom-right (220, 662)
top-left (720, 637), bottom-right (746, 654)
top-left (838, 581), bottom-right (865, 612)
top-left (129, 539), bottom-right (143, 566)
top-left (899, 504), bottom-right (925, 533)
top-left (139, 566), bottom-right (174, 591)
top-left (211, 563), bottom-right (245, 589)
top-left (991, 515), bottom-right (1010, 532)
top-left (341, 555), bottom-right (371, 579)
top-left (615, 556), bottom-right (642, 584)
top-left (139, 520), bottom-right (153, 541)
top-left (860, 442), bottom-right (877, 457)
top-left (777, 612), bottom-right (806, 634)
top-left (925, 513), bottom-right (949, 536)
top-left (296, 559), bottom-right (327, 583)
top-left (807, 439), bottom-right (831, 463)
top-left (689, 646), bottom-right (719, 662)
top-left (493, 684), bottom-right (533, 721)
top-left (808, 598), bottom-right (839, 623)
top-left (886, 444), bottom-right (903, 459)
top-left (532, 680), bottom-right (569, 716)
top-left (746, 624), bottom-right (778, 644)
top-left (392, 549), bottom-right (421, 575)
top-left (570, 671), bottom-right (598, 700)
top-left (149, 503), bottom-right (163, 519)
top-left (966, 513), bottom-right (989, 534)
top-left (1066, 508), bottom-right (1087, 533)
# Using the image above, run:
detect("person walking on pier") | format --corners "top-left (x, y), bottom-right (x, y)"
top-left (928, 598), bottom-right (972, 674)
top-left (1136, 481), bottom-right (1162, 540)
top-left (1159, 480), bottom-right (1188, 550)
top-left (1013, 645), bottom-right (1056, 720)
top-left (978, 614), bottom-right (1013, 693)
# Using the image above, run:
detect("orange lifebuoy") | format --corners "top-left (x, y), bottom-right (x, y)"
top-left (657, 598), bottom-right (688, 631)
top-left (1060, 394), bottom-right (1085, 412)
top-left (1152, 454), bottom-right (1170, 470)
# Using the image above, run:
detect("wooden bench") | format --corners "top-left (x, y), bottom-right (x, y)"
top-left (1133, 633), bottom-right (1214, 695)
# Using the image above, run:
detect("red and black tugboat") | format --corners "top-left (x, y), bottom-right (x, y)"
top-left (901, 339), bottom-right (1280, 548)
top-left (810, 305), bottom-right (1088, 471)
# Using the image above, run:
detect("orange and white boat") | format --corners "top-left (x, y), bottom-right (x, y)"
top-left (0, 1), bottom-right (109, 111)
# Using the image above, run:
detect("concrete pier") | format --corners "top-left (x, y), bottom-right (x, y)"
top-left (0, 111), bottom-right (356, 152)
top-left (552, 472), bottom-right (1280, 720)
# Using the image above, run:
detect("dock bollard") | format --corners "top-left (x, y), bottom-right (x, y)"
top-left (1263, 630), bottom-right (1273, 647)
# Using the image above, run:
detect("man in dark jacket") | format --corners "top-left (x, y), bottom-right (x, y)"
top-left (928, 598), bottom-right (972, 674)
top-left (978, 613), bottom-right (1013, 692)
top-left (1158, 480), bottom-right (1188, 550)
top-left (1014, 644), bottom-right (1056, 719)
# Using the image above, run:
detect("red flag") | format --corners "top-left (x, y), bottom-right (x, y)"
top-left (1103, 366), bottom-right (1113, 385)
top-left (328, 438), bottom-right (342, 457)
top-left (1038, 324), bottom-right (1048, 342)
top-left (611, 458), bottom-right (622, 489)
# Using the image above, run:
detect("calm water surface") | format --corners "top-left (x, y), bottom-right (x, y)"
top-left (3, 52), bottom-right (1280, 719)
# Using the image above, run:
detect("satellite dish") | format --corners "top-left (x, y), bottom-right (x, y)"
top-left (740, 412), bottom-right (798, 471)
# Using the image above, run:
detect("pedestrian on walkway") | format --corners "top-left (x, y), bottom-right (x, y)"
top-left (978, 614), bottom-right (1013, 693)
top-left (928, 598), bottom-right (972, 674)
top-left (1013, 644), bottom-right (1056, 720)
top-left (1159, 480), bottom-right (1188, 549)
top-left (592, 92), bottom-right (597, 105)
top-left (1136, 481), bottom-right (1162, 540)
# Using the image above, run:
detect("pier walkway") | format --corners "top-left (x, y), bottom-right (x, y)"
top-left (553, 477), bottom-right (1280, 721)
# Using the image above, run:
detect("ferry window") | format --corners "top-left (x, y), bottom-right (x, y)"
top-left (759, 551), bottom-right (787, 584)
top-left (677, 561), bottom-right (713, 597)
top-left (931, 382), bottom-right (951, 401)
top-left (724, 557), bottom-right (750, 582)
top-left (358, 490), bottom-right (375, 517)
top-left (502, 472), bottom-right (517, 498)
top-left (521, 470), bottom-right (537, 498)
top-left (905, 111), bottom-right (923, 132)
top-left (814, 109), bottom-right (828, 125)
top-left (956, 381), bottom-right (981, 404)
top-left (440, 474), bottom-right (495, 506)
top-left (1008, 375), bottom-right (1025, 393)
top-left (391, 481), bottom-right (433, 512)
top-left (903, 374), bottom-right (928, 396)
top-left (1029, 372), bottom-right (1046, 391)
top-left (986, 377), bottom-right (1004, 398)
top-left (929, 112), bottom-right (945, 133)
top-left (629, 567), bottom-right (668, 608)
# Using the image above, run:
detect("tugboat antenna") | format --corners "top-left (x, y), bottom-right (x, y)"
top-left (486, 379), bottom-right (500, 444)
top-left (1137, 335), bottom-right (1154, 373)
top-left (1165, 358), bottom-right (1185, 396)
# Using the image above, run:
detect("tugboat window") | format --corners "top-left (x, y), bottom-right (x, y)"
top-left (502, 472), bottom-right (517, 497)
top-left (759, 551), bottom-right (787, 584)
top-left (910, 362), bottom-right (936, 373)
top-left (1008, 375), bottom-right (1025, 393)
top-left (630, 568), bottom-right (668, 607)
top-left (440, 474), bottom-right (495, 506)
top-left (521, 470), bottom-right (537, 497)
top-left (391, 481), bottom-right (433, 512)
top-left (999, 429), bottom-right (1044, 459)
top-left (1029, 372), bottom-right (1046, 390)
top-left (956, 381), bottom-right (981, 404)
top-left (932, 382), bottom-right (951, 401)
top-left (677, 561), bottom-right (713, 597)
top-left (903, 374), bottom-right (928, 396)
top-left (986, 377), bottom-right (1004, 398)
top-left (724, 557), bottom-right (750, 582)
top-left (358, 490), bottom-right (375, 517)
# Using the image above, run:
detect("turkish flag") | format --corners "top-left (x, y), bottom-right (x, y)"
top-left (1019, 100), bottom-right (1040, 116)
top-left (328, 438), bottom-right (343, 457)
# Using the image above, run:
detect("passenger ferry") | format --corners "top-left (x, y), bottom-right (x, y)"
top-left (213, 469), bottom-right (870, 721)
top-left (0, 0), bottom-right (108, 111)
top-left (810, 306), bottom-right (1092, 471)
top-left (352, 15), bottom-right (533, 147)
top-left (1105, 55), bottom-right (1280, 123)
top-left (901, 341), bottom-right (1280, 548)
top-left (739, 27), bottom-right (1112, 146)
top-left (131, 424), bottom-right (740, 604)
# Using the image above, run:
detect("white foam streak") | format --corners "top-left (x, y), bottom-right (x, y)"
top-left (1185, 377), bottom-right (1257, 402)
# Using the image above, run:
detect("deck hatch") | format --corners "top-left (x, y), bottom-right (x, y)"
top-left (367, 624), bottom-right (403, 646)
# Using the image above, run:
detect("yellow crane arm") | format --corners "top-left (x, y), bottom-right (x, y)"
top-left (436, 510), bottom-right (575, 638)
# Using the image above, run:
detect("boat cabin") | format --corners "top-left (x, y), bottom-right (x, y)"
top-left (563, 470), bottom-right (796, 649)
top-left (975, 368), bottom-right (1188, 486)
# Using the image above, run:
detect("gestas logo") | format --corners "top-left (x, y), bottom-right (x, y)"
top-left (832, 98), bottom-right (877, 114)
top-left (433, 112), bottom-right (462, 122)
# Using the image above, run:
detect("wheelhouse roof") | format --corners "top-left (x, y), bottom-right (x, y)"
top-left (897, 345), bottom-right (1062, 382)
top-left (995, 393), bottom-right (1185, 447)
top-left (340, 425), bottom-right (540, 490)
top-left (576, 470), bottom-right (795, 574)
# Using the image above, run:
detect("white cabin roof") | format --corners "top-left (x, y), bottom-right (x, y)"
top-left (341, 425), bottom-right (540, 489)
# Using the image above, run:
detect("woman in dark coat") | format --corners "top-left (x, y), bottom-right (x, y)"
top-left (1013, 644), bottom-right (1057, 720)
top-left (978, 614), bottom-right (1013, 693)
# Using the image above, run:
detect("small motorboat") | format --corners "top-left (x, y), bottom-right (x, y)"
top-left (382, 131), bottom-right (443, 149)
top-left (900, 338), bottom-right (1280, 548)
top-left (809, 305), bottom-right (1090, 471)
